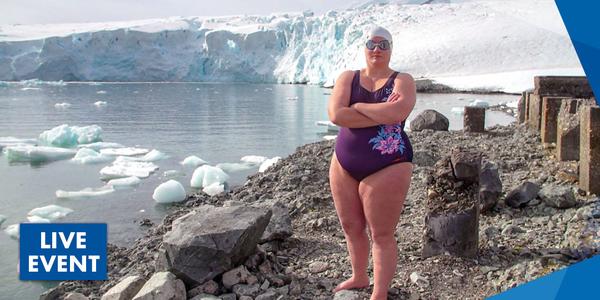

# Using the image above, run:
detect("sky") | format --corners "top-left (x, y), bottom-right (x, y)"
top-left (0, 0), bottom-right (357, 25)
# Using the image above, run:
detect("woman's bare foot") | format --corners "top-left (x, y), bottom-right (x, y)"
top-left (332, 276), bottom-right (370, 293)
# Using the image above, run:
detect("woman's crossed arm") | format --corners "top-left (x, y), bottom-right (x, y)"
top-left (327, 71), bottom-right (380, 128)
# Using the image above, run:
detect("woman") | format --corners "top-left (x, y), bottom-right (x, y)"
top-left (328, 26), bottom-right (416, 300)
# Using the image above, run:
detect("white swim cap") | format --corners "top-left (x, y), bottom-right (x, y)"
top-left (366, 25), bottom-right (393, 45)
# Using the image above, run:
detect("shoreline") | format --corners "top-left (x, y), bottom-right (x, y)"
top-left (46, 121), bottom-right (599, 299)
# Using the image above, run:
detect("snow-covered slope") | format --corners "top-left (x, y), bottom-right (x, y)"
top-left (0, 0), bottom-right (584, 92)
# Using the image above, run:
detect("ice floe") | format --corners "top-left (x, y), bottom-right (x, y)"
top-left (316, 120), bottom-right (339, 132)
top-left (259, 157), bottom-right (281, 172)
top-left (240, 155), bottom-right (267, 165)
top-left (323, 135), bottom-right (337, 141)
top-left (202, 182), bottom-right (225, 196)
top-left (26, 215), bottom-right (51, 223)
top-left (77, 142), bottom-right (125, 151)
top-left (467, 99), bottom-right (490, 108)
top-left (27, 204), bottom-right (73, 221)
top-left (38, 124), bottom-right (103, 147)
top-left (180, 155), bottom-right (208, 167)
top-left (163, 170), bottom-right (185, 179)
top-left (115, 149), bottom-right (169, 162)
top-left (3, 145), bottom-right (77, 163)
top-left (190, 165), bottom-right (229, 188)
top-left (71, 148), bottom-right (114, 164)
top-left (94, 101), bottom-right (107, 107)
top-left (4, 224), bottom-right (19, 239)
top-left (100, 147), bottom-right (150, 156)
top-left (54, 102), bottom-right (71, 109)
top-left (216, 162), bottom-right (254, 173)
top-left (153, 180), bottom-right (186, 203)
top-left (106, 176), bottom-right (142, 190)
top-left (56, 186), bottom-right (115, 199)
top-left (100, 158), bottom-right (159, 179)
top-left (451, 107), bottom-right (464, 115)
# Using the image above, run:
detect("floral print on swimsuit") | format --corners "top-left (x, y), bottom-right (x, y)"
top-left (368, 124), bottom-right (406, 155)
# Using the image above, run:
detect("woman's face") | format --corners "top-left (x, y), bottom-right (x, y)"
top-left (364, 36), bottom-right (392, 67)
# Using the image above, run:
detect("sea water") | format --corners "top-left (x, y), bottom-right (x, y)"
top-left (0, 82), bottom-right (516, 299)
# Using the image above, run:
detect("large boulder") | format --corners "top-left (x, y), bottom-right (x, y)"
top-left (410, 109), bottom-right (449, 131)
top-left (132, 272), bottom-right (186, 300)
top-left (101, 275), bottom-right (146, 300)
top-left (539, 184), bottom-right (577, 208)
top-left (479, 161), bottom-right (502, 213)
top-left (252, 199), bottom-right (293, 243)
top-left (505, 181), bottom-right (540, 208)
top-left (162, 205), bottom-right (272, 285)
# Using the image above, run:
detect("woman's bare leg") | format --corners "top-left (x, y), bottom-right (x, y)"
top-left (329, 153), bottom-right (371, 292)
top-left (359, 162), bottom-right (413, 300)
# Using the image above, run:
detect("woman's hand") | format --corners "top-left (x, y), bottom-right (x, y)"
top-left (387, 90), bottom-right (401, 102)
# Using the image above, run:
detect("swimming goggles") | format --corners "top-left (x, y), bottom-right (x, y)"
top-left (365, 39), bottom-right (392, 51)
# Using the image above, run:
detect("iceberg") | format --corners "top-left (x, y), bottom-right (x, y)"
top-left (467, 99), bottom-right (490, 108)
top-left (323, 135), bottom-right (337, 140)
top-left (4, 145), bottom-right (77, 163)
top-left (100, 147), bottom-right (150, 156)
top-left (106, 176), bottom-right (142, 190)
top-left (72, 148), bottom-right (114, 164)
top-left (0, 0), bottom-right (583, 93)
top-left (316, 121), bottom-right (340, 132)
top-left (94, 101), bottom-right (107, 107)
top-left (216, 162), bottom-right (254, 173)
top-left (115, 149), bottom-right (169, 162)
top-left (4, 224), bottom-right (19, 239)
top-left (190, 165), bottom-right (229, 188)
top-left (54, 102), bottom-right (71, 109)
top-left (100, 158), bottom-right (159, 179)
top-left (163, 170), bottom-right (185, 179)
top-left (38, 124), bottom-right (103, 148)
top-left (28, 204), bottom-right (74, 221)
top-left (202, 182), bottom-right (225, 196)
top-left (152, 180), bottom-right (187, 203)
top-left (259, 157), bottom-right (282, 173)
top-left (56, 186), bottom-right (115, 199)
top-left (180, 155), bottom-right (208, 168)
top-left (77, 142), bottom-right (125, 151)
top-left (0, 137), bottom-right (37, 151)
top-left (26, 215), bottom-right (51, 223)
top-left (240, 155), bottom-right (267, 165)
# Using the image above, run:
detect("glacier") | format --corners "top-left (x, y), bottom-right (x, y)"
top-left (0, 0), bottom-right (583, 92)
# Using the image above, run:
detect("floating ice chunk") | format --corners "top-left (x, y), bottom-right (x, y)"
top-left (21, 87), bottom-right (40, 91)
top-left (0, 137), bottom-right (37, 151)
top-left (451, 107), bottom-right (464, 115)
top-left (94, 101), bottom-right (107, 107)
top-left (4, 145), bottom-right (77, 163)
top-left (100, 158), bottom-right (159, 179)
top-left (78, 142), bottom-right (125, 151)
top-left (38, 124), bottom-right (103, 147)
top-left (54, 102), bottom-right (71, 109)
top-left (115, 149), bottom-right (169, 162)
top-left (190, 165), bottom-right (229, 188)
top-left (216, 162), bottom-right (254, 173)
top-left (56, 186), bottom-right (115, 199)
top-left (72, 148), bottom-right (114, 164)
top-left (107, 176), bottom-right (142, 190)
top-left (180, 155), bottom-right (208, 167)
top-left (100, 147), bottom-right (150, 156)
top-left (467, 99), bottom-right (489, 108)
top-left (153, 180), bottom-right (187, 203)
top-left (323, 135), bottom-right (337, 140)
top-left (28, 205), bottom-right (73, 221)
top-left (26, 215), bottom-right (51, 223)
top-left (240, 155), bottom-right (267, 165)
top-left (506, 100), bottom-right (519, 108)
top-left (163, 170), bottom-right (185, 179)
top-left (203, 182), bottom-right (225, 196)
top-left (316, 120), bottom-right (339, 132)
top-left (0, 214), bottom-right (6, 225)
top-left (287, 96), bottom-right (299, 101)
top-left (96, 90), bottom-right (107, 94)
top-left (259, 157), bottom-right (281, 173)
top-left (4, 224), bottom-right (19, 239)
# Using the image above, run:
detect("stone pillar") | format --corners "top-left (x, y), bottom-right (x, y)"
top-left (518, 92), bottom-right (527, 123)
top-left (524, 91), bottom-right (531, 123)
top-left (556, 99), bottom-right (596, 161)
top-left (579, 105), bottom-right (600, 194)
top-left (463, 106), bottom-right (485, 133)
top-left (528, 94), bottom-right (542, 131)
top-left (541, 96), bottom-right (565, 144)
top-left (534, 76), bottom-right (595, 98)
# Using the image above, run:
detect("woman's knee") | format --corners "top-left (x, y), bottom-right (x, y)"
top-left (339, 219), bottom-right (367, 236)
top-left (369, 228), bottom-right (396, 246)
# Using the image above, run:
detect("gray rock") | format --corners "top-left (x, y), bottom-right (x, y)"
top-left (413, 150), bottom-right (438, 167)
top-left (479, 161), bottom-right (502, 212)
top-left (189, 294), bottom-right (220, 300)
top-left (252, 199), bottom-right (293, 243)
top-left (333, 289), bottom-right (360, 300)
top-left (539, 184), bottom-right (577, 208)
top-left (222, 265), bottom-right (252, 289)
top-left (64, 293), bottom-right (89, 300)
top-left (450, 149), bottom-right (481, 182)
top-left (505, 181), bottom-right (541, 208)
top-left (502, 224), bottom-right (524, 235)
top-left (132, 272), bottom-right (186, 300)
top-left (162, 205), bottom-right (272, 285)
top-left (101, 275), bottom-right (146, 300)
top-left (219, 294), bottom-right (237, 300)
top-left (308, 261), bottom-right (329, 274)
top-left (255, 290), bottom-right (279, 300)
top-left (187, 280), bottom-right (219, 298)
top-left (410, 109), bottom-right (449, 131)
top-left (232, 283), bottom-right (261, 298)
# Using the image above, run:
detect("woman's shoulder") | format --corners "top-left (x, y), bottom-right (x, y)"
top-left (393, 71), bottom-right (415, 83)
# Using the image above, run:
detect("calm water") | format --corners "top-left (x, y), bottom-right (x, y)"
top-left (0, 82), bottom-right (516, 299)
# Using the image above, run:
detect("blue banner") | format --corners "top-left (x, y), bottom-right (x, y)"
top-left (19, 223), bottom-right (107, 281)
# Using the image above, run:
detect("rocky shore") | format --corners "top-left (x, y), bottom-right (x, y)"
top-left (48, 121), bottom-right (599, 300)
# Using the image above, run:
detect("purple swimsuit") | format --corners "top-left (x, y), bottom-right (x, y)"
top-left (334, 70), bottom-right (413, 181)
